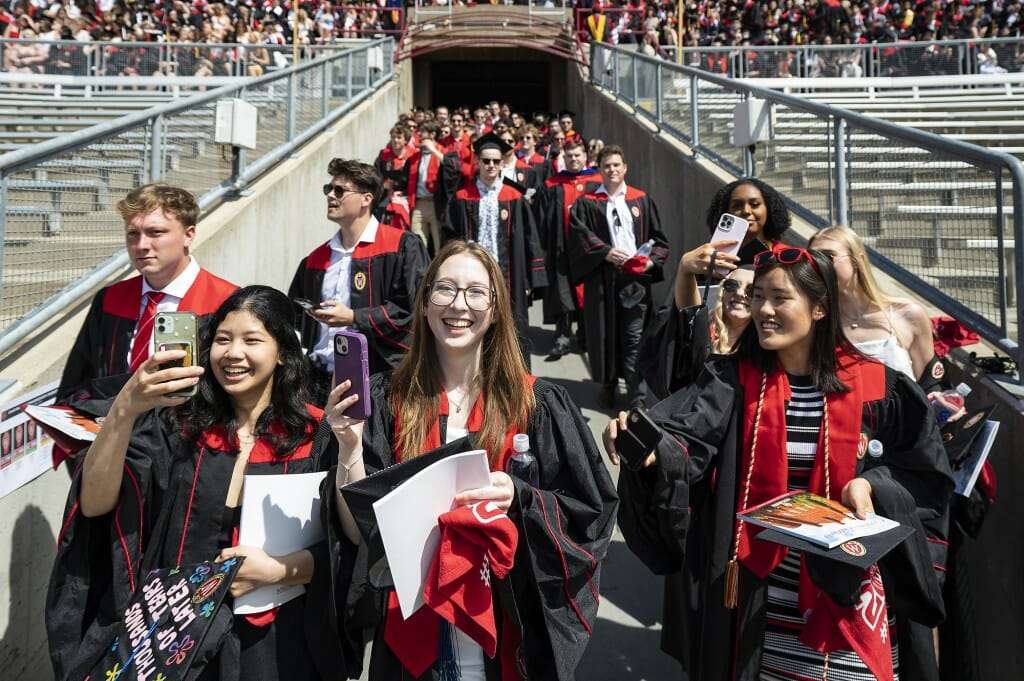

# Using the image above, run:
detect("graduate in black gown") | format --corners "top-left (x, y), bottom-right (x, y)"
top-left (446, 133), bottom-right (547, 360)
top-left (606, 245), bottom-right (953, 681)
top-left (323, 241), bottom-right (617, 680)
top-left (47, 286), bottom-right (356, 681)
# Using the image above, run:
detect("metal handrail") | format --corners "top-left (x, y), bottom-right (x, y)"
top-left (0, 37), bottom-right (395, 356)
top-left (591, 41), bottom-right (1024, 380)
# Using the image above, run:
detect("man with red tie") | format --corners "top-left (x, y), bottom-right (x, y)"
top-left (57, 183), bottom-right (237, 402)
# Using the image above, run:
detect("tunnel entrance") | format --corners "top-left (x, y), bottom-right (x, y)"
top-left (428, 61), bottom-right (550, 112)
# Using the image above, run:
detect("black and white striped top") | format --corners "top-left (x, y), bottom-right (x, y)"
top-left (758, 374), bottom-right (899, 681)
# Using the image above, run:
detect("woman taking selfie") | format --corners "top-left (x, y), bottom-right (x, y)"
top-left (610, 244), bottom-right (953, 680)
top-left (325, 241), bottom-right (617, 680)
top-left (47, 286), bottom-right (351, 681)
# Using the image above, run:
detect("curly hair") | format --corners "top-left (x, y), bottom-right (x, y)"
top-left (117, 183), bottom-right (199, 228)
top-left (170, 286), bottom-right (316, 458)
top-left (704, 178), bottom-right (791, 243)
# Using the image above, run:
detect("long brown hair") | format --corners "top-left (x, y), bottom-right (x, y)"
top-left (390, 241), bottom-right (535, 468)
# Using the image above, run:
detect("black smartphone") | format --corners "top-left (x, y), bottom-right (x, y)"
top-left (294, 298), bottom-right (316, 311)
top-left (616, 408), bottom-right (663, 471)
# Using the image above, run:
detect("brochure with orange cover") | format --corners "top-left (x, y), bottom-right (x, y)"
top-left (22, 404), bottom-right (100, 454)
top-left (737, 491), bottom-right (900, 549)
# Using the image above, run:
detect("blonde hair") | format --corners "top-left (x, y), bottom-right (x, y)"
top-left (390, 241), bottom-right (535, 468)
top-left (710, 267), bottom-right (752, 354)
top-left (809, 225), bottom-right (892, 307)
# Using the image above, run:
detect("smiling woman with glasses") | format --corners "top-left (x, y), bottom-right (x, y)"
top-left (325, 240), bottom-right (616, 681)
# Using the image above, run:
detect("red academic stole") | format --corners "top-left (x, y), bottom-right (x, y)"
top-left (385, 377), bottom-right (536, 678)
top-left (735, 351), bottom-right (892, 679)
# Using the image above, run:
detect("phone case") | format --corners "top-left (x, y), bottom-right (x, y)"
top-left (153, 311), bottom-right (198, 398)
top-left (616, 408), bottom-right (663, 471)
top-left (334, 330), bottom-right (371, 420)
top-left (710, 213), bottom-right (751, 276)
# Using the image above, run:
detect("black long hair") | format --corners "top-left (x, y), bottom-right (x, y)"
top-left (705, 178), bottom-right (791, 243)
top-left (172, 285), bottom-right (316, 458)
top-left (734, 249), bottom-right (854, 394)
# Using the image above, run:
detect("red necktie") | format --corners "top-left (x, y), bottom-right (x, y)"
top-left (129, 291), bottom-right (166, 372)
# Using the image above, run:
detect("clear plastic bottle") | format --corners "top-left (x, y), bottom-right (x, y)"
top-left (932, 382), bottom-right (971, 425)
top-left (867, 439), bottom-right (884, 458)
top-left (635, 239), bottom-right (656, 258)
top-left (505, 433), bottom-right (539, 486)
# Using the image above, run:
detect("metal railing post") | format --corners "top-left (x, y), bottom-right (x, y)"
top-left (631, 52), bottom-right (638, 104)
top-left (287, 71), bottom-right (297, 141)
top-left (346, 53), bottom-right (353, 100)
top-left (689, 72), bottom-right (700, 150)
top-left (322, 60), bottom-right (330, 116)
top-left (149, 114), bottom-right (164, 182)
top-left (655, 61), bottom-right (662, 126)
top-left (0, 174), bottom-right (7, 300)
top-left (833, 116), bottom-right (848, 229)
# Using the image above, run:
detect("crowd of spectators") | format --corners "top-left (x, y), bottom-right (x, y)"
top-left (0, 0), bottom-right (1021, 78)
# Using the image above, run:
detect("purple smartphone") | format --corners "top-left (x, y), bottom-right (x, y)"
top-left (333, 330), bottom-right (371, 420)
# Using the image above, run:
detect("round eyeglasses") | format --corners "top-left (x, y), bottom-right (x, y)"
top-left (428, 282), bottom-right (495, 311)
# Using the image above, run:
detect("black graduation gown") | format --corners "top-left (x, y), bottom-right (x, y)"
top-left (287, 225), bottom-right (429, 375)
top-left (445, 183), bottom-right (548, 354)
top-left (566, 188), bottom-right (670, 385)
top-left (320, 374), bottom-right (619, 681)
top-left (616, 355), bottom-right (954, 681)
top-left (45, 402), bottom-right (357, 681)
top-left (536, 169), bottom-right (600, 323)
top-left (57, 270), bottom-right (238, 401)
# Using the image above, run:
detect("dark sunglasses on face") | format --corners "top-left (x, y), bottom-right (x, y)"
top-left (721, 278), bottom-right (753, 297)
top-left (322, 184), bottom-right (364, 198)
top-left (479, 158), bottom-right (502, 166)
top-left (754, 246), bottom-right (823, 278)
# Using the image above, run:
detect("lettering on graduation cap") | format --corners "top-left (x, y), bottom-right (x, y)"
top-left (88, 559), bottom-right (243, 681)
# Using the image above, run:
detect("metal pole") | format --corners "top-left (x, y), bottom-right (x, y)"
top-left (631, 52), bottom-right (638, 105)
top-left (149, 115), bottom-right (164, 182)
top-left (655, 61), bottom-right (662, 127)
top-left (322, 60), bottom-right (329, 116)
top-left (0, 174), bottom-right (7, 300)
top-left (287, 72), bottom-right (297, 141)
top-left (834, 117), bottom-right (848, 228)
top-left (346, 53), bottom-right (353, 100)
top-left (689, 72), bottom-right (700, 149)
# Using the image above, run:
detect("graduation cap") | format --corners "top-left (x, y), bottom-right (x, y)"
top-left (558, 109), bottom-right (576, 119)
top-left (757, 524), bottom-right (914, 606)
top-left (939, 403), bottom-right (997, 468)
top-left (340, 436), bottom-right (474, 589)
top-left (472, 132), bottom-right (513, 156)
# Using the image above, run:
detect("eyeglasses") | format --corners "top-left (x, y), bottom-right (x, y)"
top-left (753, 246), bottom-right (823, 278)
top-left (721, 278), bottom-right (753, 298)
top-left (322, 184), bottom-right (365, 198)
top-left (479, 158), bottom-right (502, 166)
top-left (428, 282), bottom-right (495, 311)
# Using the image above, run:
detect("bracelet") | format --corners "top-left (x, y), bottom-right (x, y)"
top-left (337, 453), bottom-right (363, 488)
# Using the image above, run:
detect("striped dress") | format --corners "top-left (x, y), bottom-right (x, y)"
top-left (758, 374), bottom-right (900, 681)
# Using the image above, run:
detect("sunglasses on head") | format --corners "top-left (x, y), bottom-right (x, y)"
top-left (721, 278), bottom-right (753, 297)
top-left (753, 246), bottom-right (822, 278)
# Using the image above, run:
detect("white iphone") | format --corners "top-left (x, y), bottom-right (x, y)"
top-left (709, 213), bottom-right (750, 276)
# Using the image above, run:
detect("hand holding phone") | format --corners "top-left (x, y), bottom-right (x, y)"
top-left (614, 408), bottom-right (663, 471)
top-left (153, 311), bottom-right (198, 398)
top-left (334, 330), bottom-right (371, 420)
top-left (709, 213), bottom-right (750, 277)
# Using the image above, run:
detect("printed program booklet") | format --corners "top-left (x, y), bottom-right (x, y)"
top-left (737, 491), bottom-right (900, 549)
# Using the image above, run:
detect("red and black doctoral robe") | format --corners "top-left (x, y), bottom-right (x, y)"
top-left (536, 168), bottom-right (601, 324)
top-left (445, 183), bottom-right (547, 355)
top-left (566, 187), bottom-right (670, 385)
top-left (288, 225), bottom-right (429, 375)
top-left (57, 269), bottom-right (238, 401)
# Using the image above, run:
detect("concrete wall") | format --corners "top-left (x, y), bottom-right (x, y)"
top-left (0, 69), bottom-right (408, 679)
top-left (572, 71), bottom-right (1024, 679)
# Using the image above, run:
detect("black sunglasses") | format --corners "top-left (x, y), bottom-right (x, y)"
top-left (721, 278), bottom-right (753, 297)
top-left (322, 184), bottom-right (365, 198)
top-left (479, 158), bottom-right (502, 166)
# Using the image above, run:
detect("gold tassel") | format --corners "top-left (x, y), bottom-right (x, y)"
top-left (724, 558), bottom-right (739, 609)
top-left (822, 651), bottom-right (829, 680)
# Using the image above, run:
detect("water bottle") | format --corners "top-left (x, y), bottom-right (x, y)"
top-left (867, 439), bottom-right (884, 459)
top-left (932, 382), bottom-right (971, 425)
top-left (635, 239), bottom-right (656, 258)
top-left (506, 433), bottom-right (539, 486)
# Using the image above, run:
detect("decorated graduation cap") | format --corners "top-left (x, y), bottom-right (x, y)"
top-left (472, 131), bottom-right (513, 156)
top-left (939, 402), bottom-right (997, 468)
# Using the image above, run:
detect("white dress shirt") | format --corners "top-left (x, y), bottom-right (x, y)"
top-left (596, 184), bottom-right (637, 256)
top-left (130, 256), bottom-right (201, 361)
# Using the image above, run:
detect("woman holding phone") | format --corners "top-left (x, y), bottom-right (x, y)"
top-left (325, 240), bottom-right (617, 681)
top-left (47, 286), bottom-right (353, 681)
top-left (609, 244), bottom-right (952, 680)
